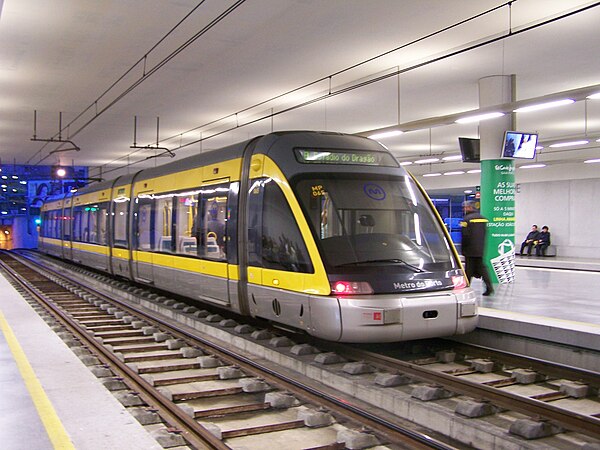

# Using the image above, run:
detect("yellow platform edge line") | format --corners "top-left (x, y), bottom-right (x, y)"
top-left (0, 311), bottom-right (75, 450)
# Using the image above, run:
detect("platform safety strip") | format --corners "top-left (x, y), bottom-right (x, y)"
top-left (0, 310), bottom-right (75, 450)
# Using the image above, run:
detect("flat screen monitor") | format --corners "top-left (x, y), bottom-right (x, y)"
top-left (458, 137), bottom-right (480, 163)
top-left (502, 131), bottom-right (538, 159)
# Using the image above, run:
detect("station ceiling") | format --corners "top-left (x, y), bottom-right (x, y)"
top-left (1, 0), bottom-right (599, 180)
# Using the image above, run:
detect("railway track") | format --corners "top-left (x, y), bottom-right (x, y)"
top-left (320, 341), bottom-right (600, 441)
top-left (5, 250), bottom-right (600, 449)
top-left (0, 250), bottom-right (454, 450)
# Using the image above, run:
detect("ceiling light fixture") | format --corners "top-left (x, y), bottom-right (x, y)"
top-left (415, 158), bottom-right (440, 164)
top-left (442, 155), bottom-right (463, 161)
top-left (369, 130), bottom-right (403, 140)
top-left (455, 112), bottom-right (504, 124)
top-left (514, 99), bottom-right (574, 113)
top-left (443, 171), bottom-right (465, 176)
top-left (549, 140), bottom-right (589, 148)
top-left (519, 164), bottom-right (546, 169)
top-left (587, 93), bottom-right (600, 100)
top-left (423, 172), bottom-right (442, 177)
top-left (584, 158), bottom-right (600, 163)
top-left (466, 169), bottom-right (481, 174)
top-left (399, 161), bottom-right (413, 166)
top-left (464, 190), bottom-right (473, 194)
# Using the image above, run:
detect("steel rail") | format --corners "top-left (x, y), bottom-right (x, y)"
top-left (447, 341), bottom-right (600, 388)
top-left (321, 342), bottom-right (600, 440)
top-left (0, 256), bottom-right (228, 450)
top-left (9, 250), bottom-right (457, 450)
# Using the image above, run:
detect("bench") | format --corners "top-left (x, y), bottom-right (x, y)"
top-left (543, 245), bottom-right (556, 257)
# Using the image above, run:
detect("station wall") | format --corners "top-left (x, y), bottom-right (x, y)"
top-left (421, 161), bottom-right (600, 259)
top-left (515, 177), bottom-right (600, 258)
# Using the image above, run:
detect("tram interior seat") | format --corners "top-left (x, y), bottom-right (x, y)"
top-left (358, 214), bottom-right (375, 233)
top-left (179, 237), bottom-right (197, 254)
top-left (158, 236), bottom-right (172, 252)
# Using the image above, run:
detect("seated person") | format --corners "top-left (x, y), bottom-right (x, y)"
top-left (535, 226), bottom-right (551, 256)
top-left (520, 224), bottom-right (539, 256)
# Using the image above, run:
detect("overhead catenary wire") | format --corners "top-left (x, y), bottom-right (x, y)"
top-left (95, 1), bottom-right (600, 176)
top-left (27, 0), bottom-right (245, 164)
top-left (95, 1), bottom-right (518, 174)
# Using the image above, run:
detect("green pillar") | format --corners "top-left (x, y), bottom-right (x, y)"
top-left (480, 159), bottom-right (516, 283)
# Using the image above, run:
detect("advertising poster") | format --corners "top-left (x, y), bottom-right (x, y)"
top-left (480, 159), bottom-right (516, 284)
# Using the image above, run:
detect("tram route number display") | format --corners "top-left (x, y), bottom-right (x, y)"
top-left (295, 148), bottom-right (398, 167)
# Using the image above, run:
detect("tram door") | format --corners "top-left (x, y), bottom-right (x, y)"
top-left (134, 197), bottom-right (155, 283)
top-left (196, 183), bottom-right (230, 304)
top-left (62, 200), bottom-right (73, 261)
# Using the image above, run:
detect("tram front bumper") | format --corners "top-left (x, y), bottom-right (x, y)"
top-left (309, 288), bottom-right (478, 343)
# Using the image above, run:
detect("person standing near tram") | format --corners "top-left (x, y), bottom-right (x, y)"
top-left (460, 200), bottom-right (494, 296)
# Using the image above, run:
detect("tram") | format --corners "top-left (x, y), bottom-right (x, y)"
top-left (39, 131), bottom-right (478, 342)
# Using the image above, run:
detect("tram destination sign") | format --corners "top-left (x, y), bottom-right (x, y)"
top-left (295, 148), bottom-right (398, 167)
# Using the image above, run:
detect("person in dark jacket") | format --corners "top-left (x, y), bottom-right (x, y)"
top-left (461, 201), bottom-right (494, 296)
top-left (520, 224), bottom-right (539, 255)
top-left (535, 226), bottom-right (551, 256)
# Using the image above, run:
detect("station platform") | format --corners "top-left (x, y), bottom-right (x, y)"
top-left (1, 256), bottom-right (598, 449)
top-left (0, 272), bottom-right (162, 450)
top-left (473, 255), bottom-right (600, 325)
top-left (465, 255), bottom-right (600, 368)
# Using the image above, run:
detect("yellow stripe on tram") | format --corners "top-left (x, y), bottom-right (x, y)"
top-left (0, 311), bottom-right (75, 450)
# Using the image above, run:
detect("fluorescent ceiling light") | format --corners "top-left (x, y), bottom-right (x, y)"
top-left (442, 155), bottom-right (463, 161)
top-left (455, 112), bottom-right (504, 124)
top-left (415, 158), bottom-right (439, 164)
top-left (464, 190), bottom-right (473, 194)
top-left (466, 169), bottom-right (481, 174)
top-left (587, 93), bottom-right (600, 100)
top-left (399, 161), bottom-right (413, 166)
top-left (519, 164), bottom-right (546, 169)
top-left (596, 138), bottom-right (600, 142)
top-left (369, 130), bottom-right (403, 140)
top-left (443, 171), bottom-right (465, 176)
top-left (514, 98), bottom-right (574, 113)
top-left (584, 158), bottom-right (600, 163)
top-left (549, 140), bottom-right (589, 148)
top-left (535, 146), bottom-right (543, 150)
top-left (422, 172), bottom-right (442, 177)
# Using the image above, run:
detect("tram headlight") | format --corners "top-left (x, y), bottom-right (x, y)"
top-left (451, 275), bottom-right (467, 289)
top-left (331, 281), bottom-right (374, 295)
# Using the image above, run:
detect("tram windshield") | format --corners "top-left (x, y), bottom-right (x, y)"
top-left (294, 174), bottom-right (458, 272)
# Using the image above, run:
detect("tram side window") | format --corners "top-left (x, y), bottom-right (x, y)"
top-left (63, 208), bottom-right (72, 241)
top-left (98, 203), bottom-right (109, 245)
top-left (136, 197), bottom-right (154, 251)
top-left (87, 206), bottom-right (97, 243)
top-left (153, 196), bottom-right (173, 253)
top-left (226, 182), bottom-right (239, 264)
top-left (247, 180), bottom-right (262, 267)
top-left (48, 210), bottom-right (59, 239)
top-left (72, 205), bottom-right (84, 242)
top-left (252, 179), bottom-right (313, 273)
top-left (175, 193), bottom-right (198, 256)
top-left (54, 210), bottom-right (62, 239)
top-left (113, 200), bottom-right (129, 248)
top-left (41, 211), bottom-right (51, 237)
top-left (86, 203), bottom-right (105, 244)
top-left (198, 184), bottom-right (228, 261)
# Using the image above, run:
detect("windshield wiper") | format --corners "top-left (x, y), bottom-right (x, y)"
top-left (335, 258), bottom-right (426, 272)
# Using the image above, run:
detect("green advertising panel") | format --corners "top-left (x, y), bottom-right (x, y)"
top-left (480, 159), bottom-right (516, 284)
